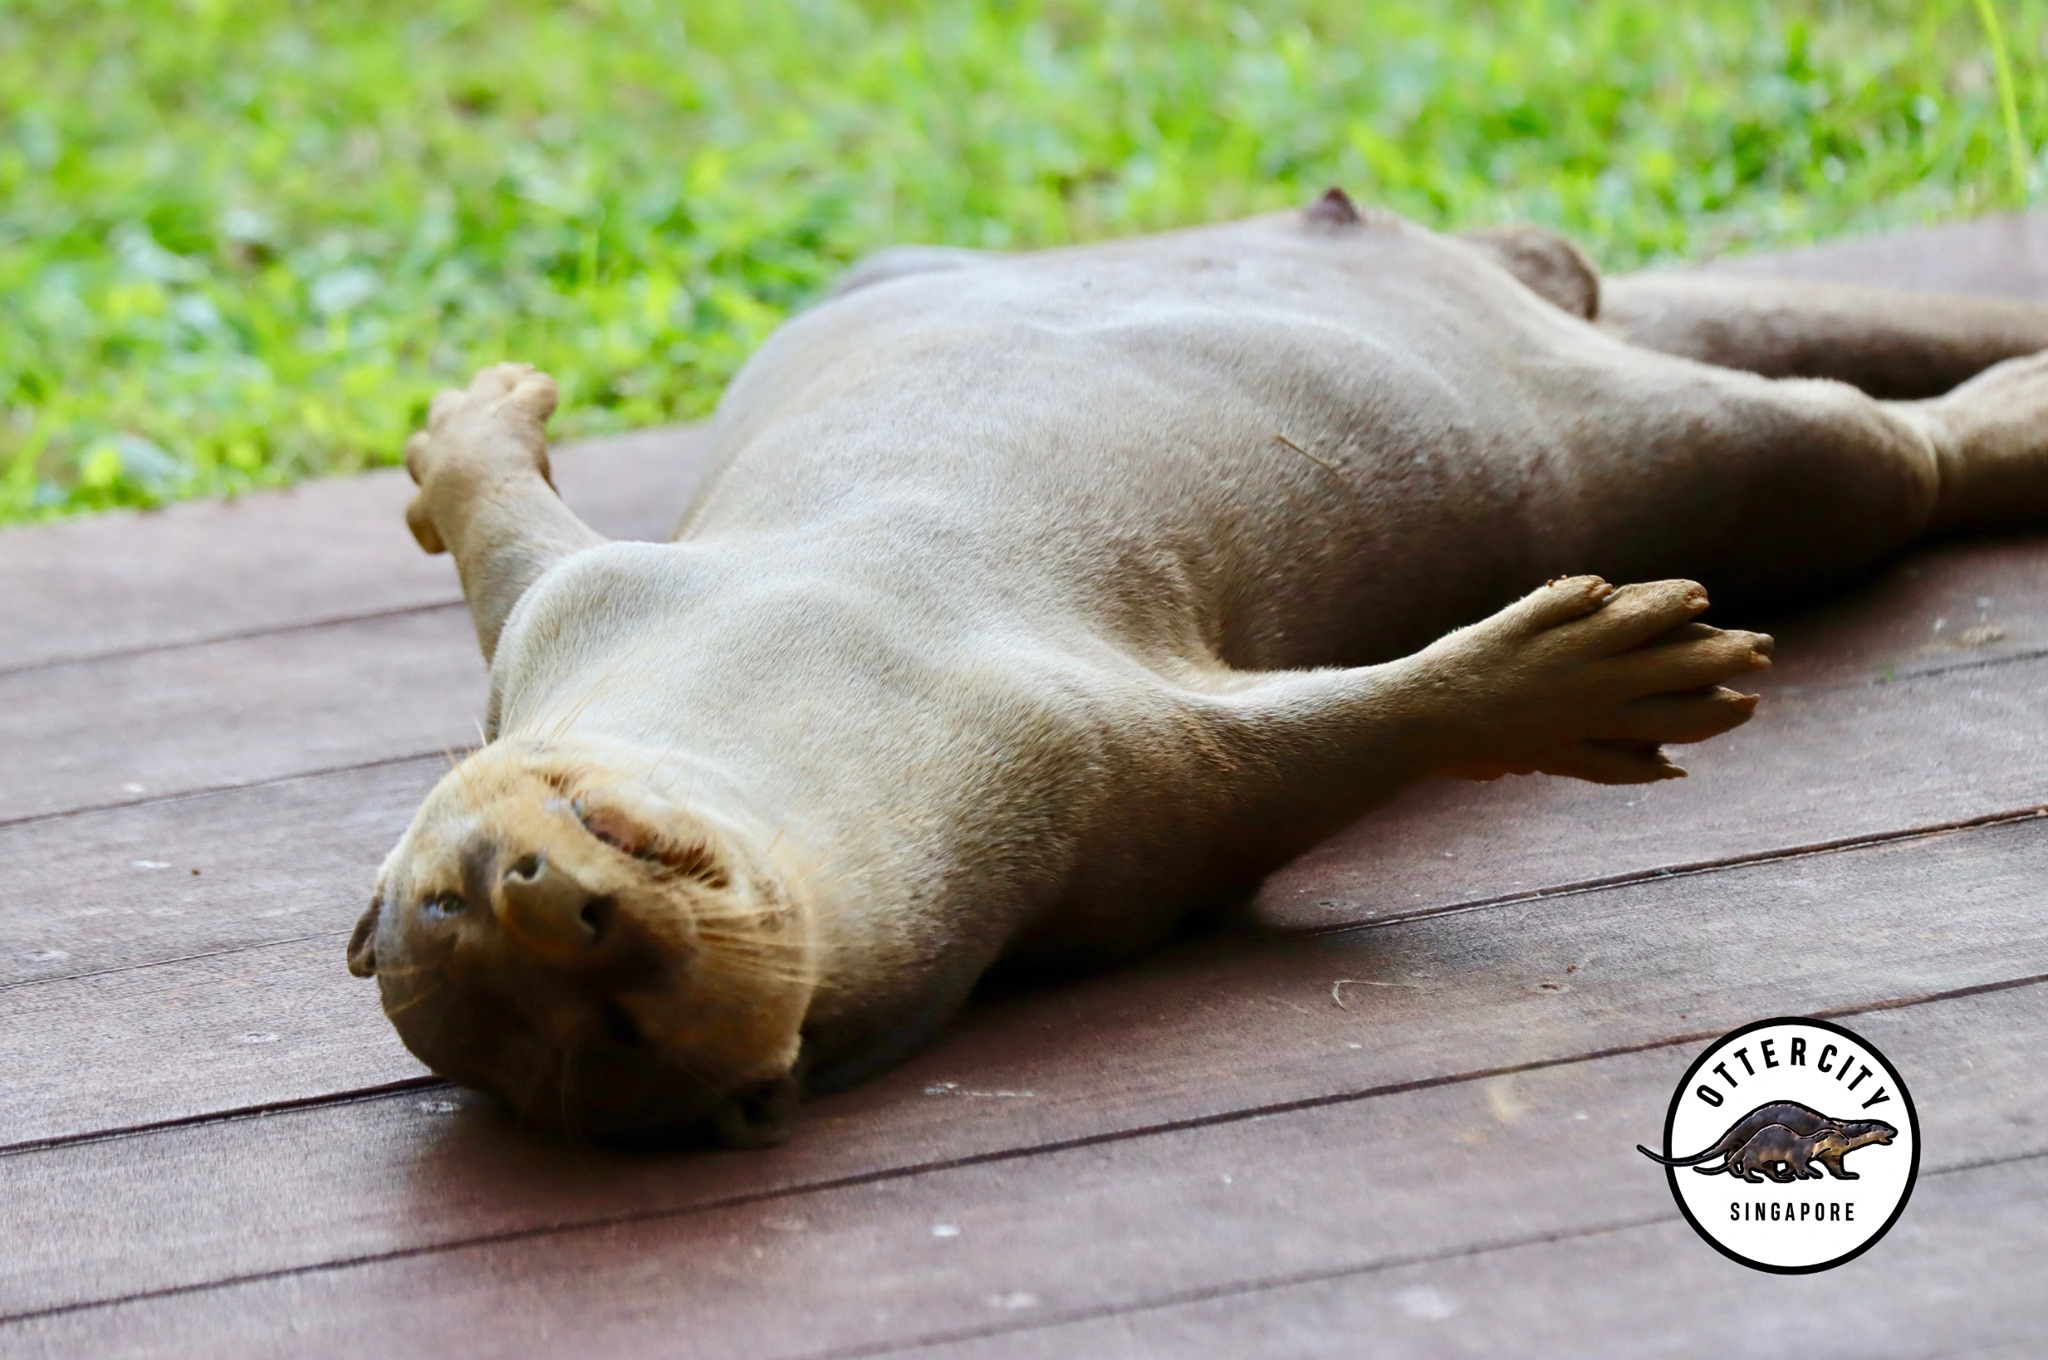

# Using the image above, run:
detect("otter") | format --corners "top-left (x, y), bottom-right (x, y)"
top-left (1639, 1100), bottom-right (1899, 1180)
top-left (348, 191), bottom-right (2048, 1143)
top-left (1714, 1123), bottom-right (1897, 1183)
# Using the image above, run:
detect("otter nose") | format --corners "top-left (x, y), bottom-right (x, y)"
top-left (497, 853), bottom-right (614, 963)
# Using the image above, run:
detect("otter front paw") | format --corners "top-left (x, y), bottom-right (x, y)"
top-left (402, 363), bottom-right (560, 555)
top-left (1430, 575), bottom-right (1772, 785)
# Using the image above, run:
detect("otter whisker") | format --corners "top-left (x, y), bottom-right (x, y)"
top-left (698, 946), bottom-right (811, 976)
top-left (442, 746), bottom-right (482, 809)
top-left (694, 945), bottom-right (817, 988)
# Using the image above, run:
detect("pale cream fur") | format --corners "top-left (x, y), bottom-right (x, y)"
top-left (350, 199), bottom-right (2048, 1143)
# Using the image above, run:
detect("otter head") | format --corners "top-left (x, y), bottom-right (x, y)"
top-left (348, 738), bottom-right (813, 1146)
top-left (1838, 1119), bottom-right (1899, 1150)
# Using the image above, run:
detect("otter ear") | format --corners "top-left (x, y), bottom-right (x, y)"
top-left (347, 889), bottom-right (384, 978)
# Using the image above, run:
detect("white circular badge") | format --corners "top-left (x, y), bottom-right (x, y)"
top-left (1640, 1016), bottom-right (1919, 1273)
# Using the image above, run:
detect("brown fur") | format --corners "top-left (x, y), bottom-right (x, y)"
top-left (351, 198), bottom-right (2048, 1143)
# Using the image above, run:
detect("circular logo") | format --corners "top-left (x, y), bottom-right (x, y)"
top-left (1640, 1017), bottom-right (1919, 1273)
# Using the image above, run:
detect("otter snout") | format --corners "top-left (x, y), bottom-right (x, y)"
top-left (392, 839), bottom-right (675, 1056)
top-left (498, 852), bottom-right (619, 963)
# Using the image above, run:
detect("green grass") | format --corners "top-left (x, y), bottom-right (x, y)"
top-left (3, 0), bottom-right (2045, 523)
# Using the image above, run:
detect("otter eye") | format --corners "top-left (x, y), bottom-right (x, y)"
top-left (574, 798), bottom-right (650, 859)
top-left (422, 891), bottom-right (466, 919)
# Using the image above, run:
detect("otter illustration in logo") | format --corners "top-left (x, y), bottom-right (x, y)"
top-left (1639, 1100), bottom-right (1898, 1183)
top-left (1647, 1018), bottom-right (1918, 1272)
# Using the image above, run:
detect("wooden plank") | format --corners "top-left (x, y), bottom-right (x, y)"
top-left (915, 1159), bottom-right (2046, 1360)
top-left (2, 818), bottom-right (2042, 1311)
top-left (0, 760), bottom-right (436, 988)
top-left (1744, 534), bottom-right (2048, 688)
top-left (0, 941), bottom-right (420, 1149)
top-left (0, 610), bottom-right (483, 824)
top-left (6, 962), bottom-right (2037, 1353)
top-left (1259, 642), bottom-right (2048, 927)
top-left (1709, 210), bottom-right (2048, 301)
top-left (0, 426), bottom-right (707, 674)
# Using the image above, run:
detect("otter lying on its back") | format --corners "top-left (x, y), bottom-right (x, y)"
top-left (348, 193), bottom-right (2048, 1142)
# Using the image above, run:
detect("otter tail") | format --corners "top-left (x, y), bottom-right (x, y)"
top-left (1636, 1143), bottom-right (1724, 1169)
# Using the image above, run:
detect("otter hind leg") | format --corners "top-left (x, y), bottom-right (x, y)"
top-left (1601, 273), bottom-right (2048, 400)
top-left (1544, 345), bottom-right (2048, 598)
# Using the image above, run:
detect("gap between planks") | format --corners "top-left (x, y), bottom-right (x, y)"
top-left (0, 748), bottom-right (463, 835)
top-left (0, 601), bottom-right (465, 683)
top-left (1313, 802), bottom-right (2048, 937)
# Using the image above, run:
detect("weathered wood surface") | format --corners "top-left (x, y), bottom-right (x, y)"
top-left (0, 426), bottom-right (707, 674)
top-left (919, 1156), bottom-right (2047, 1360)
top-left (13, 981), bottom-right (2042, 1354)
top-left (0, 610), bottom-right (480, 823)
top-left (0, 760), bottom-right (435, 987)
top-left (3, 816), bottom-right (2043, 1324)
top-left (4, 213), bottom-right (2048, 1357)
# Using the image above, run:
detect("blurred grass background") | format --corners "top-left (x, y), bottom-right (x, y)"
top-left (2, 0), bottom-right (2043, 522)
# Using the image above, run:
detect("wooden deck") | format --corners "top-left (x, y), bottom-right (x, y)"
top-left (6, 216), bottom-right (2048, 1358)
